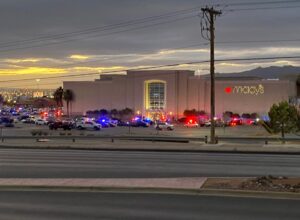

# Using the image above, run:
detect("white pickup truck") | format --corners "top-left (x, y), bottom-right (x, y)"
top-left (76, 121), bottom-right (102, 130)
top-left (155, 122), bottom-right (174, 130)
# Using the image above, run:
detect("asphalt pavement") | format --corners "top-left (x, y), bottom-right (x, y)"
top-left (0, 191), bottom-right (299, 220)
top-left (6, 123), bottom-right (271, 137)
top-left (1, 148), bottom-right (300, 178)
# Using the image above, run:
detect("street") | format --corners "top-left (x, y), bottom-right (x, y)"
top-left (0, 191), bottom-right (299, 220)
top-left (0, 149), bottom-right (299, 178)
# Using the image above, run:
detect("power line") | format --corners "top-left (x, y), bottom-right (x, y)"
top-left (0, 14), bottom-right (198, 55)
top-left (217, 39), bottom-right (300, 45)
top-left (0, 42), bottom-right (209, 68)
top-left (0, 8), bottom-right (200, 51)
top-left (218, 0), bottom-right (300, 7)
top-left (0, 1), bottom-right (297, 55)
top-left (224, 5), bottom-right (300, 12)
top-left (1, 37), bottom-right (298, 70)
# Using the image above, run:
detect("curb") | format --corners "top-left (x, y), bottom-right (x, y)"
top-left (199, 188), bottom-right (300, 200)
top-left (0, 185), bottom-right (299, 200)
top-left (0, 144), bottom-right (300, 155)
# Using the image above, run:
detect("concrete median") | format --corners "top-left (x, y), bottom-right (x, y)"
top-left (0, 177), bottom-right (299, 200)
top-left (0, 177), bottom-right (207, 192)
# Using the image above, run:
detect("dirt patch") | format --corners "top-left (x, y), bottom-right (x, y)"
top-left (203, 176), bottom-right (300, 193)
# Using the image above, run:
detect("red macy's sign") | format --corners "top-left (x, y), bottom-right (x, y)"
top-left (225, 84), bottom-right (264, 95)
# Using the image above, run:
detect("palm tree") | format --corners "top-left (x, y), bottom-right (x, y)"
top-left (63, 89), bottom-right (74, 117)
top-left (53, 87), bottom-right (64, 107)
top-left (0, 94), bottom-right (4, 108)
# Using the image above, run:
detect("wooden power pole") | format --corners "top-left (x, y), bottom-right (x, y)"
top-left (201, 7), bottom-right (222, 144)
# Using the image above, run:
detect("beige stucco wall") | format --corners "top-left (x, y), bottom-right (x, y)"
top-left (186, 78), bottom-right (297, 117)
top-left (63, 70), bottom-right (194, 116)
top-left (63, 71), bottom-right (297, 118)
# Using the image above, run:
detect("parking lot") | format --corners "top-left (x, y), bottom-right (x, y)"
top-left (0, 121), bottom-right (272, 138)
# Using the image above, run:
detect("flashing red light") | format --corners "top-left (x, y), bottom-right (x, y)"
top-left (230, 122), bottom-right (237, 126)
top-left (225, 87), bottom-right (232, 94)
top-left (187, 117), bottom-right (197, 124)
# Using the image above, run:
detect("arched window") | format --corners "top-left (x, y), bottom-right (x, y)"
top-left (145, 81), bottom-right (166, 110)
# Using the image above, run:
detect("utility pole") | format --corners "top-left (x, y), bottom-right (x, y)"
top-left (201, 7), bottom-right (221, 144)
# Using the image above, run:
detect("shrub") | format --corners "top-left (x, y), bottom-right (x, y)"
top-left (268, 101), bottom-right (299, 139)
top-left (31, 130), bottom-right (38, 136)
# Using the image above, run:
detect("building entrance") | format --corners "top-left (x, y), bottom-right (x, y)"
top-left (146, 110), bottom-right (166, 121)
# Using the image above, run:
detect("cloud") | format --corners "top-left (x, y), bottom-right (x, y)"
top-left (0, 0), bottom-right (299, 88)
top-left (216, 47), bottom-right (300, 58)
top-left (69, 54), bottom-right (90, 60)
top-left (71, 66), bottom-right (125, 72)
top-left (4, 58), bottom-right (41, 63)
top-left (0, 67), bottom-right (66, 76)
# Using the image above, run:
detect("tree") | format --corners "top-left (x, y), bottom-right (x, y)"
top-left (268, 101), bottom-right (299, 141)
top-left (119, 108), bottom-right (134, 121)
top-left (99, 109), bottom-right (108, 116)
top-left (0, 94), bottom-right (4, 108)
top-left (53, 87), bottom-right (64, 107)
top-left (183, 109), bottom-right (206, 117)
top-left (32, 98), bottom-right (56, 108)
top-left (63, 89), bottom-right (74, 117)
top-left (110, 109), bottom-right (119, 119)
top-left (183, 109), bottom-right (197, 117)
top-left (223, 111), bottom-right (233, 123)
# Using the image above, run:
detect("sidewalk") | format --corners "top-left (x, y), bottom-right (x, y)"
top-left (0, 177), bottom-right (298, 200)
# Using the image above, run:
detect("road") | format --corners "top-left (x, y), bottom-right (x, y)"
top-left (0, 149), bottom-right (299, 178)
top-left (0, 191), bottom-right (299, 220)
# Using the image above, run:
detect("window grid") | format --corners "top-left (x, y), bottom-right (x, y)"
top-left (148, 82), bottom-right (165, 110)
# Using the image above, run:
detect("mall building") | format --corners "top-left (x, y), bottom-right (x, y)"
top-left (63, 70), bottom-right (299, 119)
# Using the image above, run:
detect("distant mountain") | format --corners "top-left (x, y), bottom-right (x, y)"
top-left (214, 65), bottom-right (300, 80)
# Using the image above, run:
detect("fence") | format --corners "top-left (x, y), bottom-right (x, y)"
top-left (0, 135), bottom-right (299, 145)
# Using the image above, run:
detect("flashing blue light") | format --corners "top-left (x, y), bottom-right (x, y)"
top-left (261, 115), bottom-right (270, 121)
top-left (144, 118), bottom-right (151, 121)
top-left (97, 117), bottom-right (109, 123)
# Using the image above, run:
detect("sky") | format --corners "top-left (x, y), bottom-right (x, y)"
top-left (0, 0), bottom-right (300, 88)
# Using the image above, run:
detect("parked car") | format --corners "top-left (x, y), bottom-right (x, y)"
top-left (109, 120), bottom-right (118, 127)
top-left (184, 121), bottom-right (199, 128)
top-left (76, 121), bottom-right (102, 130)
top-left (0, 117), bottom-right (14, 127)
top-left (203, 120), bottom-right (225, 127)
top-left (46, 117), bottom-right (56, 125)
top-left (99, 121), bottom-right (110, 128)
top-left (155, 122), bottom-right (174, 130)
top-left (131, 120), bottom-right (150, 127)
top-left (21, 118), bottom-right (35, 124)
top-left (35, 118), bottom-right (47, 125)
top-left (96, 118), bottom-right (116, 128)
top-left (117, 121), bottom-right (130, 126)
top-left (4, 122), bottom-right (14, 127)
top-left (18, 115), bottom-right (29, 121)
top-left (142, 118), bottom-right (154, 125)
top-left (62, 120), bottom-right (76, 128)
top-left (49, 121), bottom-right (72, 130)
